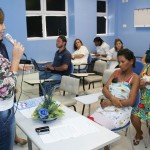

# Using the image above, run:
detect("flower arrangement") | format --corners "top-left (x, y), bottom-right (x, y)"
top-left (33, 85), bottom-right (64, 122)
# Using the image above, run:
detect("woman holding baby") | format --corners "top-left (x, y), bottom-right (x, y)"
top-left (88, 49), bottom-right (140, 150)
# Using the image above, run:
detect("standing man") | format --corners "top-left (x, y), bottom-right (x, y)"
top-left (39, 35), bottom-right (71, 95)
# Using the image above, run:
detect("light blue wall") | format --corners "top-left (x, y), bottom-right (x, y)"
top-left (101, 0), bottom-right (117, 49)
top-left (0, 0), bottom-right (75, 61)
top-left (0, 0), bottom-right (27, 60)
top-left (117, 0), bottom-right (150, 56)
top-left (0, 0), bottom-right (117, 61)
top-left (2, 0), bottom-right (149, 60)
top-left (74, 0), bottom-right (97, 52)
top-left (73, 0), bottom-right (117, 52)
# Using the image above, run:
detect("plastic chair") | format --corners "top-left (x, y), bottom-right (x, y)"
top-left (85, 68), bottom-right (119, 95)
top-left (102, 68), bottom-right (120, 86)
top-left (68, 62), bottom-right (74, 74)
top-left (74, 53), bottom-right (92, 73)
top-left (133, 60), bottom-right (144, 75)
top-left (53, 76), bottom-right (80, 111)
top-left (88, 53), bottom-right (92, 63)
top-left (82, 53), bottom-right (92, 72)
top-left (84, 60), bottom-right (107, 89)
top-left (53, 62), bottom-right (74, 93)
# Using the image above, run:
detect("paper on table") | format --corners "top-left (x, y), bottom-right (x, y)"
top-left (14, 97), bottom-right (44, 110)
top-left (39, 116), bottom-right (100, 144)
top-left (62, 116), bottom-right (99, 136)
top-left (40, 125), bottom-right (79, 144)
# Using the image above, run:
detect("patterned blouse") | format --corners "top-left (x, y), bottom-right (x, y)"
top-left (0, 54), bottom-right (17, 101)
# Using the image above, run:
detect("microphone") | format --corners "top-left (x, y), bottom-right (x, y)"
top-left (5, 33), bottom-right (15, 45)
top-left (5, 33), bottom-right (27, 57)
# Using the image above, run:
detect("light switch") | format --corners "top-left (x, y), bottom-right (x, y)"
top-left (123, 24), bottom-right (127, 28)
top-left (122, 0), bottom-right (128, 3)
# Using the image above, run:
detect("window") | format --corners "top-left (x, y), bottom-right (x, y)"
top-left (97, 0), bottom-right (107, 35)
top-left (26, 0), bottom-right (68, 39)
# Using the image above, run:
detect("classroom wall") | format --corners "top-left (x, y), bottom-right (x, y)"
top-left (0, 0), bottom-right (76, 61)
top-left (0, 0), bottom-right (117, 61)
top-left (4, 0), bottom-right (150, 61)
top-left (117, 0), bottom-right (150, 56)
top-left (74, 0), bottom-right (97, 53)
top-left (0, 0), bottom-right (27, 60)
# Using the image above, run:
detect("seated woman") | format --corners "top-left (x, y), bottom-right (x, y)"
top-left (72, 39), bottom-right (89, 70)
top-left (131, 63), bottom-right (150, 145)
top-left (107, 39), bottom-right (124, 69)
top-left (93, 37), bottom-right (110, 59)
top-left (88, 49), bottom-right (140, 130)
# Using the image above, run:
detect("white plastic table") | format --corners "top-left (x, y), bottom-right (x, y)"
top-left (71, 73), bottom-right (95, 91)
top-left (15, 97), bottom-right (120, 150)
top-left (74, 92), bottom-right (102, 115)
top-left (24, 78), bottom-right (54, 85)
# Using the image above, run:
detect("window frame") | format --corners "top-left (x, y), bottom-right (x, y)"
top-left (26, 0), bottom-right (68, 40)
top-left (96, 0), bottom-right (108, 35)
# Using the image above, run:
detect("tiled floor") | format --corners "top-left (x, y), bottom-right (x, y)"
top-left (14, 73), bottom-right (150, 150)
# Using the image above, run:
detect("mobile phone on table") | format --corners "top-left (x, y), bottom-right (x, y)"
top-left (35, 126), bottom-right (50, 135)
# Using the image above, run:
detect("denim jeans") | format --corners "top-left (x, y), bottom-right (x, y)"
top-left (39, 71), bottom-right (62, 95)
top-left (0, 107), bottom-right (15, 150)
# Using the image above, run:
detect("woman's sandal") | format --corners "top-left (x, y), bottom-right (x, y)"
top-left (133, 136), bottom-right (143, 145)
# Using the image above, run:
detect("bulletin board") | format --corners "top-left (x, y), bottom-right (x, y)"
top-left (134, 8), bottom-right (150, 27)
